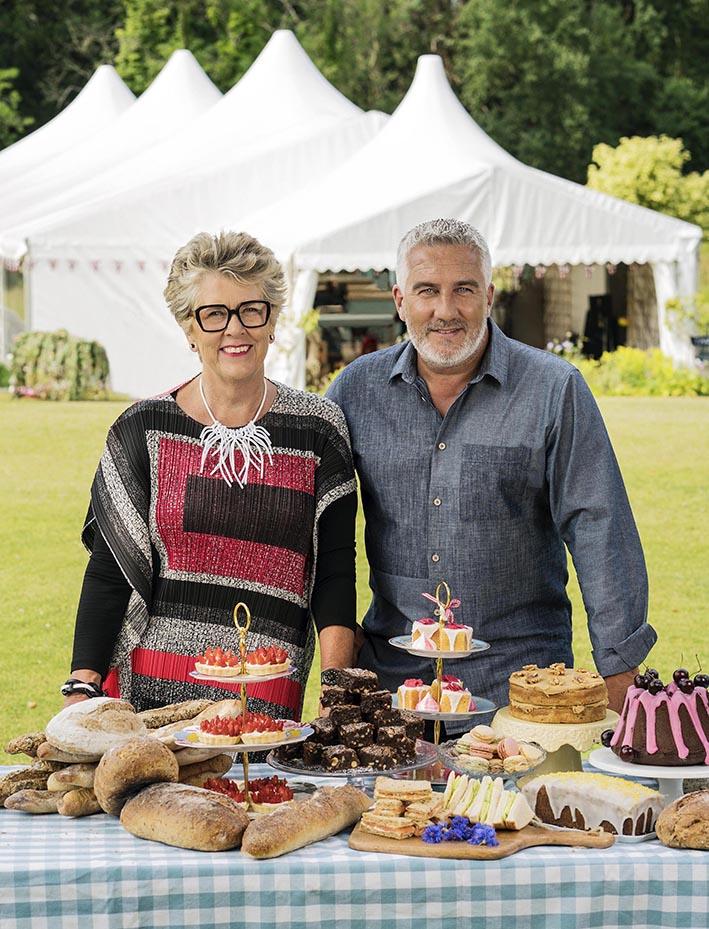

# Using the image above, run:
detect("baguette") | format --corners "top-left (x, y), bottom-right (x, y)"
top-left (172, 747), bottom-right (229, 766)
top-left (120, 782), bottom-right (249, 851)
top-left (4, 789), bottom-right (65, 813)
top-left (57, 788), bottom-right (102, 818)
top-left (47, 763), bottom-right (96, 791)
top-left (94, 736), bottom-right (179, 816)
top-left (4, 732), bottom-right (46, 758)
top-left (138, 700), bottom-right (213, 729)
top-left (36, 742), bottom-right (99, 764)
top-left (241, 785), bottom-right (371, 859)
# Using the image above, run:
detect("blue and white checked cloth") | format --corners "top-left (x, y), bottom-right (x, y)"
top-left (1, 764), bottom-right (707, 929)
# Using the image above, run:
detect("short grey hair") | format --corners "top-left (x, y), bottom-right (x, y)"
top-left (396, 218), bottom-right (492, 287)
top-left (164, 230), bottom-right (287, 330)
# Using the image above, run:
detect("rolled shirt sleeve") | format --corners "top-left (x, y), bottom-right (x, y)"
top-left (546, 369), bottom-right (656, 676)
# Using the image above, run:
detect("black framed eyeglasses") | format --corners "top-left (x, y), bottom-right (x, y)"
top-left (194, 301), bottom-right (272, 331)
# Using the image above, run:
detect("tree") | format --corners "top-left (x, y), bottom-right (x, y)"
top-left (0, 68), bottom-right (32, 149)
top-left (587, 135), bottom-right (708, 232)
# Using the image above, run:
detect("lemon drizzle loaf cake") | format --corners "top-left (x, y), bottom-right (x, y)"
top-left (508, 663), bottom-right (608, 723)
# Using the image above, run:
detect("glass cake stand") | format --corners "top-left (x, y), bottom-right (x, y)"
top-left (588, 747), bottom-right (708, 803)
top-left (438, 738), bottom-right (547, 784)
top-left (267, 739), bottom-right (439, 791)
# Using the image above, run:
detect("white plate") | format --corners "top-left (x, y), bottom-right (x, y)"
top-left (189, 666), bottom-right (295, 684)
top-left (174, 723), bottom-right (313, 753)
top-left (389, 635), bottom-right (490, 660)
top-left (391, 693), bottom-right (496, 721)
top-left (588, 747), bottom-right (709, 781)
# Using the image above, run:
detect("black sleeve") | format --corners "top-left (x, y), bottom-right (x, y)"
top-left (310, 491), bottom-right (357, 634)
top-left (71, 528), bottom-right (132, 679)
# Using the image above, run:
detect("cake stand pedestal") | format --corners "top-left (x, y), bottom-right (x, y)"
top-left (491, 706), bottom-right (619, 783)
top-left (588, 747), bottom-right (708, 803)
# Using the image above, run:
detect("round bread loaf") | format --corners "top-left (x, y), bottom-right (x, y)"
top-left (45, 698), bottom-right (147, 758)
top-left (120, 783), bottom-right (249, 851)
top-left (656, 789), bottom-right (709, 850)
top-left (94, 736), bottom-right (178, 816)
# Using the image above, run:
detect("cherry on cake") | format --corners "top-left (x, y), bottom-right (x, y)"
top-left (194, 647), bottom-right (242, 677)
top-left (243, 645), bottom-right (290, 676)
top-left (608, 669), bottom-right (709, 766)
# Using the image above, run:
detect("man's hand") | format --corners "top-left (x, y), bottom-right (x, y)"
top-left (604, 668), bottom-right (638, 714)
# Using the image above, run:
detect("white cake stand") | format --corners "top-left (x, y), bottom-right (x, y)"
top-left (588, 747), bottom-right (708, 803)
top-left (491, 705), bottom-right (619, 781)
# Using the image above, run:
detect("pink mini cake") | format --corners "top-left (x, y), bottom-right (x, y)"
top-left (609, 670), bottom-right (709, 766)
top-left (397, 678), bottom-right (429, 710)
top-left (430, 675), bottom-right (474, 713)
top-left (410, 618), bottom-right (473, 652)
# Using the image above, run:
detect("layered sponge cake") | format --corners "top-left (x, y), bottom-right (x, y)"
top-left (509, 663), bottom-right (608, 724)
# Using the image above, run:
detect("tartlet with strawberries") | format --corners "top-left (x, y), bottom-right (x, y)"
top-left (204, 775), bottom-right (295, 813)
top-left (194, 646), bottom-right (242, 677)
top-left (244, 645), bottom-right (291, 676)
top-left (195, 712), bottom-right (289, 746)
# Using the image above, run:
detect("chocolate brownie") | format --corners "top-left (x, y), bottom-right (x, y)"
top-left (360, 690), bottom-right (393, 718)
top-left (329, 705), bottom-right (362, 728)
top-left (388, 736), bottom-right (417, 764)
top-left (376, 725), bottom-right (407, 747)
top-left (358, 745), bottom-right (396, 770)
top-left (371, 708), bottom-right (402, 729)
top-left (310, 716), bottom-right (338, 744)
top-left (398, 710), bottom-right (425, 741)
top-left (272, 742), bottom-right (301, 761)
top-left (302, 740), bottom-right (323, 767)
top-left (321, 745), bottom-right (359, 770)
top-left (339, 721), bottom-right (374, 752)
top-left (332, 668), bottom-right (379, 693)
top-left (320, 685), bottom-right (359, 707)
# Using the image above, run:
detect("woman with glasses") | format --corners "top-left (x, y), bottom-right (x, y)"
top-left (63, 231), bottom-right (357, 722)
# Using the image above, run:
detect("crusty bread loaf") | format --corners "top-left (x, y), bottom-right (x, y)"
top-left (45, 698), bottom-right (147, 758)
top-left (656, 789), bottom-right (709, 850)
top-left (0, 766), bottom-right (52, 803)
top-left (178, 754), bottom-right (232, 785)
top-left (4, 732), bottom-right (46, 757)
top-left (94, 736), bottom-right (178, 816)
top-left (4, 789), bottom-right (65, 813)
top-left (57, 788), bottom-right (102, 818)
top-left (241, 785), bottom-right (371, 859)
top-left (120, 783), bottom-right (249, 851)
top-left (36, 742), bottom-right (98, 764)
top-left (138, 700), bottom-right (213, 729)
top-left (47, 763), bottom-right (96, 791)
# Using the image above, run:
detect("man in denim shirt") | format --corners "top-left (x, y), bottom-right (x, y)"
top-left (327, 219), bottom-right (655, 718)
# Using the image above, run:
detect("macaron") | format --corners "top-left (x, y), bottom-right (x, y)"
top-left (469, 725), bottom-right (498, 743)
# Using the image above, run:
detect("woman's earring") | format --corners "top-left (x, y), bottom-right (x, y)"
top-left (190, 342), bottom-right (196, 350)
top-left (268, 333), bottom-right (275, 343)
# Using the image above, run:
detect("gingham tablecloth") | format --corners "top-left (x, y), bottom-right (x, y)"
top-left (1, 764), bottom-right (707, 929)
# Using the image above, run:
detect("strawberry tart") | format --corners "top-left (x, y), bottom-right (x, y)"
top-left (195, 647), bottom-right (242, 677)
top-left (244, 645), bottom-right (290, 676)
top-left (204, 775), bottom-right (295, 813)
top-left (197, 712), bottom-right (289, 746)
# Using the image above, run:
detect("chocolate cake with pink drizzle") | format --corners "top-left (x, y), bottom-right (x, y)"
top-left (609, 668), bottom-right (709, 766)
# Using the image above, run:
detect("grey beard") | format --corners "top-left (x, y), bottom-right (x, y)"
top-left (408, 318), bottom-right (488, 370)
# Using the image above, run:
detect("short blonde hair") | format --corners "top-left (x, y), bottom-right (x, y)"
top-left (164, 230), bottom-right (287, 330)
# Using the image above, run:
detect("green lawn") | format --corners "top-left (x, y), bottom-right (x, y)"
top-left (1, 393), bottom-right (707, 762)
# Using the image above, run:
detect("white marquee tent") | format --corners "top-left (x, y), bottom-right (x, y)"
top-left (0, 65), bottom-right (135, 192)
top-left (9, 31), bottom-right (387, 397)
top-left (242, 54), bottom-right (702, 373)
top-left (0, 50), bottom-right (221, 239)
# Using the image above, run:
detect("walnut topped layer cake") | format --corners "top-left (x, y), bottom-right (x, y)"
top-left (508, 663), bottom-right (608, 724)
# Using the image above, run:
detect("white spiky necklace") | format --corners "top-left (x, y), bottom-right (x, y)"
top-left (198, 375), bottom-right (274, 488)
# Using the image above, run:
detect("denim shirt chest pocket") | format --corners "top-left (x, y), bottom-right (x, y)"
top-left (459, 444), bottom-right (532, 521)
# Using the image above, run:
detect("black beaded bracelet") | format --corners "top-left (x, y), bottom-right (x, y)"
top-left (60, 678), bottom-right (105, 698)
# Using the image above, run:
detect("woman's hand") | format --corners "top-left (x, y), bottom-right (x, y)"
top-left (62, 669), bottom-right (103, 708)
top-left (63, 693), bottom-right (91, 709)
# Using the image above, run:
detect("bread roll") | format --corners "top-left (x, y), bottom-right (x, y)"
top-left (57, 788), bottom-right (102, 818)
top-left (241, 785), bottom-right (371, 859)
top-left (36, 742), bottom-right (98, 764)
top-left (178, 754), bottom-right (232, 784)
top-left (4, 731), bottom-right (46, 757)
top-left (47, 763), bottom-right (96, 791)
top-left (656, 789), bottom-right (709, 850)
top-left (94, 736), bottom-right (178, 816)
top-left (4, 789), bottom-right (65, 813)
top-left (120, 783), bottom-right (249, 851)
top-left (0, 766), bottom-right (52, 803)
top-left (138, 700), bottom-right (213, 729)
top-left (45, 698), bottom-right (147, 758)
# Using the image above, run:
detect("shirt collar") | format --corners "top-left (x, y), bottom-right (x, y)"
top-left (389, 318), bottom-right (510, 387)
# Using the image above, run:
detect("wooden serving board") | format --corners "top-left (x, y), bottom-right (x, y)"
top-left (349, 823), bottom-right (615, 860)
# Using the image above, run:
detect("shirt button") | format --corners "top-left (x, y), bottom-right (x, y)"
top-left (431, 553), bottom-right (440, 563)
top-left (433, 497), bottom-right (441, 506)
top-left (438, 442), bottom-right (446, 450)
